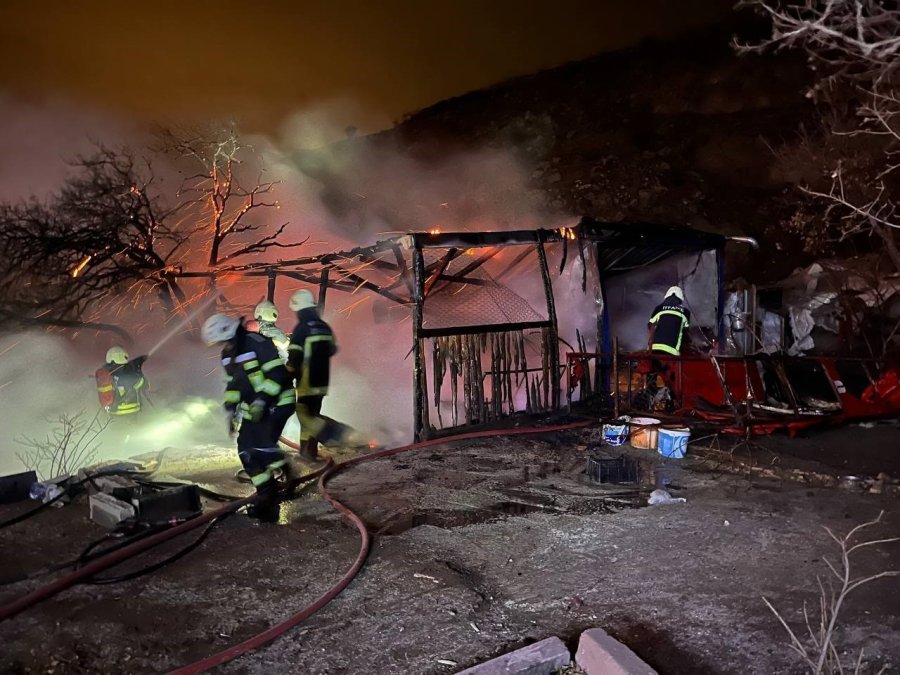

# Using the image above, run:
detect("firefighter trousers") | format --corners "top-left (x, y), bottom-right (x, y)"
top-left (296, 395), bottom-right (347, 447)
top-left (237, 403), bottom-right (295, 498)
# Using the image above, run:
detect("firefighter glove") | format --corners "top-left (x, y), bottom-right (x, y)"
top-left (247, 398), bottom-right (267, 423)
top-left (226, 409), bottom-right (239, 438)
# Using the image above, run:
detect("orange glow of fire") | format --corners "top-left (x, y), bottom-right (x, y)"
top-left (429, 227), bottom-right (441, 235)
top-left (558, 227), bottom-right (577, 240)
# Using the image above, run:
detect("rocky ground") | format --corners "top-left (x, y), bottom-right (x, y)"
top-left (1, 422), bottom-right (898, 674)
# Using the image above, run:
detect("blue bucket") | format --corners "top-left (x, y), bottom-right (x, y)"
top-left (658, 427), bottom-right (690, 459)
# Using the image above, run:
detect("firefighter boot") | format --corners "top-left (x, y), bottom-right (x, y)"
top-left (300, 438), bottom-right (319, 462)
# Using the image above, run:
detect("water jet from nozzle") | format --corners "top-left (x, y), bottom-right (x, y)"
top-left (147, 294), bottom-right (220, 356)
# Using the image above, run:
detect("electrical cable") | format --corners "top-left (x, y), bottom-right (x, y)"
top-left (87, 515), bottom-right (230, 585)
top-left (0, 462), bottom-right (164, 531)
top-left (0, 459), bottom-right (332, 623)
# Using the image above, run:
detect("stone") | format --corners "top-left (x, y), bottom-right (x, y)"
top-left (575, 628), bottom-right (656, 675)
top-left (89, 492), bottom-right (135, 529)
top-left (456, 636), bottom-right (571, 675)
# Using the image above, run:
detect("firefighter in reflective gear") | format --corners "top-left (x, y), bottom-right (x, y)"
top-left (202, 313), bottom-right (296, 521)
top-left (648, 286), bottom-right (691, 356)
top-left (253, 300), bottom-right (289, 360)
top-left (286, 289), bottom-right (364, 460)
top-left (96, 346), bottom-right (148, 416)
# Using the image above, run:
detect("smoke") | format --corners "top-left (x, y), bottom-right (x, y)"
top-left (0, 94), bottom-right (587, 476)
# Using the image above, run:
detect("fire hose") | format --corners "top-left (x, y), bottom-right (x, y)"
top-left (0, 420), bottom-right (592, 673)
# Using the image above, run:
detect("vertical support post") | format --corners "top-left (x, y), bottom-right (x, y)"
top-left (266, 270), bottom-right (277, 302)
top-left (411, 245), bottom-right (428, 441)
top-left (612, 336), bottom-right (619, 420)
top-left (536, 235), bottom-right (561, 410)
top-left (716, 247), bottom-right (726, 355)
top-left (318, 268), bottom-right (329, 313)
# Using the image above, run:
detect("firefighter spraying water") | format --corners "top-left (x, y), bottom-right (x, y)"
top-left (95, 346), bottom-right (149, 417)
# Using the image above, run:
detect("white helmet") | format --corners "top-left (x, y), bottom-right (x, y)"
top-left (289, 289), bottom-right (316, 312)
top-left (254, 300), bottom-right (278, 323)
top-left (106, 345), bottom-right (129, 365)
top-left (666, 286), bottom-right (685, 301)
top-left (201, 313), bottom-right (241, 346)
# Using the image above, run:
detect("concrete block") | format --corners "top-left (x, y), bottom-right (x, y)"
top-left (87, 475), bottom-right (137, 496)
top-left (575, 628), bottom-right (656, 675)
top-left (456, 636), bottom-right (570, 675)
top-left (89, 492), bottom-right (135, 529)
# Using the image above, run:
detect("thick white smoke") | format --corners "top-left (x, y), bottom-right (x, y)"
top-left (0, 96), bottom-right (582, 475)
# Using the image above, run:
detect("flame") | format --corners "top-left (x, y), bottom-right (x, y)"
top-left (429, 227), bottom-right (441, 235)
top-left (558, 227), bottom-right (577, 240)
top-left (70, 255), bottom-right (92, 277)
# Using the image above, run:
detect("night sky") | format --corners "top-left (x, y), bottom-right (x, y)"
top-left (1, 0), bottom-right (732, 135)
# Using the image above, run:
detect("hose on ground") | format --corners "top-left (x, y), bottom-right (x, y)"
top-left (0, 459), bottom-right (332, 623)
top-left (170, 420), bottom-right (592, 674)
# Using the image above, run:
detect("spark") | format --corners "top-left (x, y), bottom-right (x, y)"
top-left (70, 255), bottom-right (93, 277)
top-left (0, 339), bottom-right (22, 359)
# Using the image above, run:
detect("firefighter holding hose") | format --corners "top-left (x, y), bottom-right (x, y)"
top-left (202, 313), bottom-right (296, 521)
top-left (286, 289), bottom-right (366, 461)
top-left (95, 346), bottom-right (148, 417)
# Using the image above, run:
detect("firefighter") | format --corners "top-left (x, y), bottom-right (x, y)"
top-left (201, 313), bottom-right (296, 521)
top-left (286, 289), bottom-right (365, 461)
top-left (647, 286), bottom-right (691, 356)
top-left (253, 300), bottom-right (289, 360)
top-left (95, 346), bottom-right (148, 416)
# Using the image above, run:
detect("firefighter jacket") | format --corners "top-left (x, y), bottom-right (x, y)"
top-left (287, 307), bottom-right (337, 397)
top-left (221, 325), bottom-right (295, 413)
top-left (96, 360), bottom-right (146, 415)
top-left (648, 296), bottom-right (691, 356)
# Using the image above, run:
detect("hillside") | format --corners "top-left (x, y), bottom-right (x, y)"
top-left (301, 20), bottom-right (817, 282)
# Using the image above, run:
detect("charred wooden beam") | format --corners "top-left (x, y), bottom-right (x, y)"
top-left (412, 245), bottom-right (428, 442)
top-left (536, 237), bottom-right (561, 410)
top-left (423, 248), bottom-right (458, 297)
top-left (419, 320), bottom-right (551, 339)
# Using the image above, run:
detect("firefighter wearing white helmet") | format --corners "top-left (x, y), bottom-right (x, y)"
top-left (96, 345), bottom-right (148, 416)
top-left (203, 312), bottom-right (296, 521)
top-left (252, 300), bottom-right (289, 360)
top-left (647, 285), bottom-right (691, 356)
top-left (286, 289), bottom-right (367, 460)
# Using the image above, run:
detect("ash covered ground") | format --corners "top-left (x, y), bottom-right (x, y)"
top-left (1, 424), bottom-right (899, 674)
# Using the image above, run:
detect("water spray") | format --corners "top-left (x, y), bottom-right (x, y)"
top-left (147, 294), bottom-right (220, 357)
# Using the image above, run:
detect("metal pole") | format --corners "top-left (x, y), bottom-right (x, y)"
top-left (536, 235), bottom-right (561, 410)
top-left (411, 246), bottom-right (427, 441)
top-left (612, 337), bottom-right (619, 419)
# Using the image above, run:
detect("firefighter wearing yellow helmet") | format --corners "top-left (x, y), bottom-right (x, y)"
top-left (95, 346), bottom-right (149, 416)
top-left (252, 300), bottom-right (289, 360)
top-left (286, 289), bottom-right (367, 460)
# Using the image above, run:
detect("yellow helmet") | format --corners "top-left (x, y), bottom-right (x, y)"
top-left (106, 345), bottom-right (129, 365)
top-left (254, 300), bottom-right (278, 323)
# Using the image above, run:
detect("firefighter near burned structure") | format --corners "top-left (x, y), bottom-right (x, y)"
top-left (202, 313), bottom-right (296, 522)
top-left (95, 346), bottom-right (149, 417)
top-left (251, 300), bottom-right (289, 359)
top-left (647, 286), bottom-right (691, 357)
top-left (286, 289), bottom-right (366, 461)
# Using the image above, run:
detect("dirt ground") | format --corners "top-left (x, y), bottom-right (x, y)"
top-left (1, 423), bottom-right (898, 674)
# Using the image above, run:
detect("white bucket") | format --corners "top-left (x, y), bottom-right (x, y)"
top-left (658, 427), bottom-right (691, 459)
